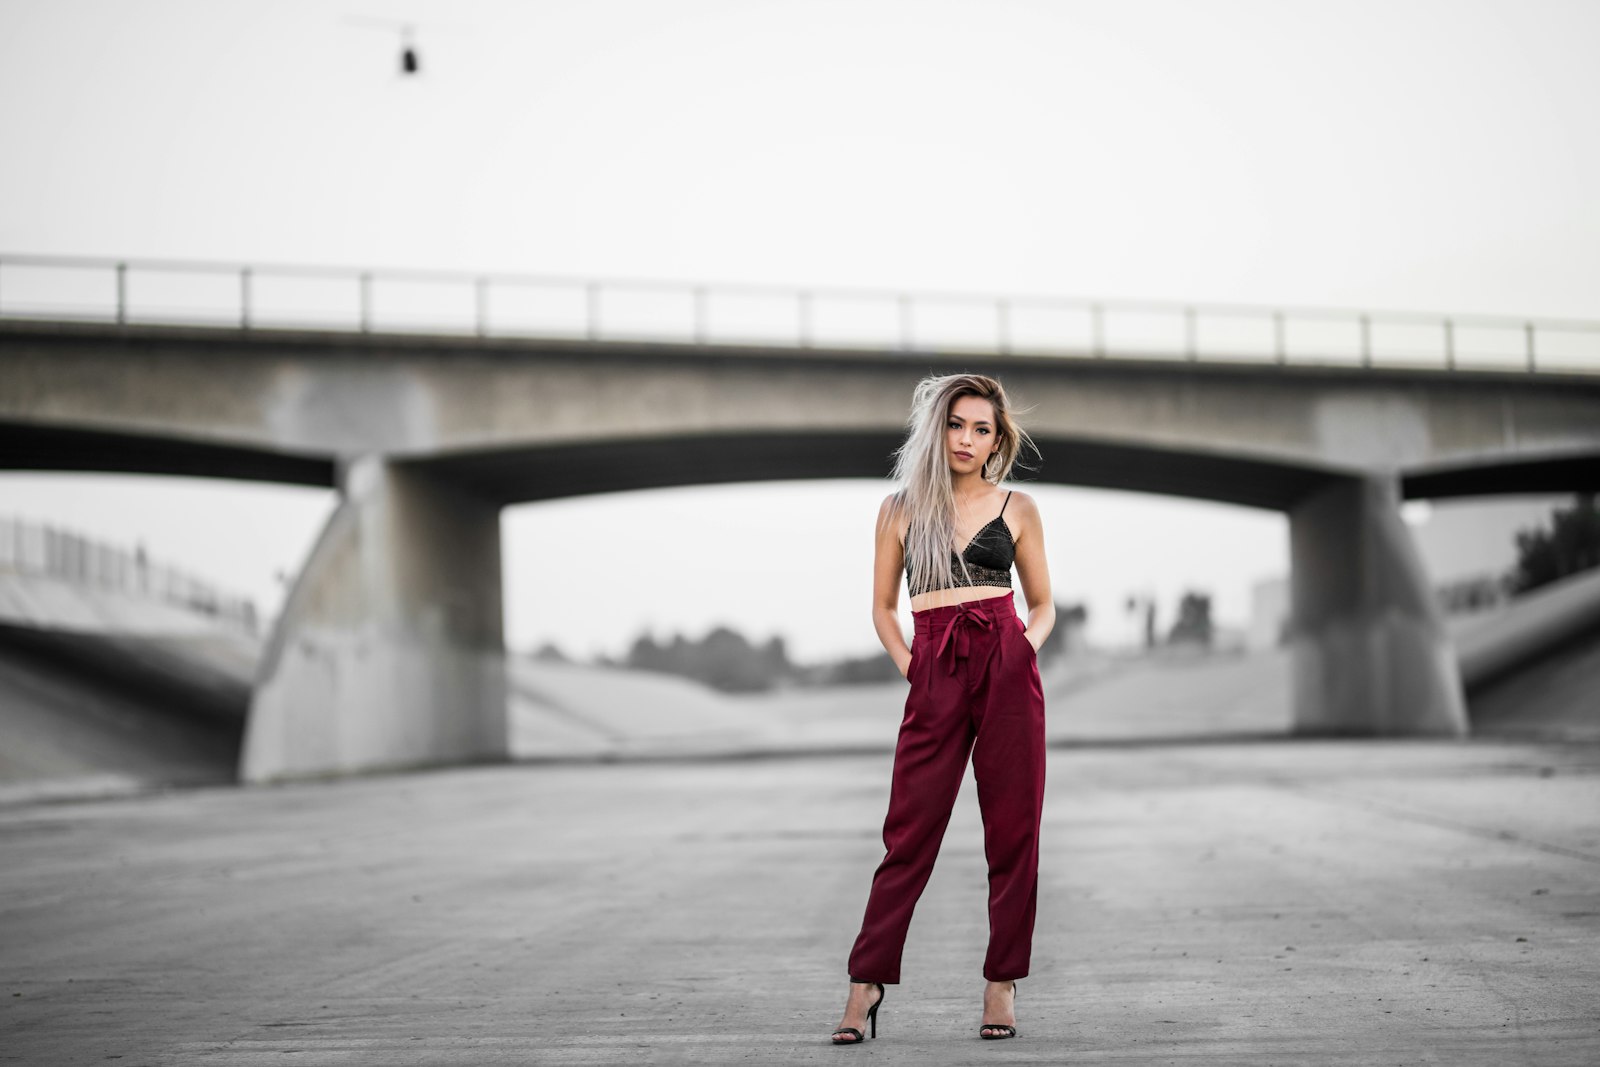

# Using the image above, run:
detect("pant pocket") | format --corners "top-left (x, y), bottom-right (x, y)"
top-left (1013, 620), bottom-right (1038, 661)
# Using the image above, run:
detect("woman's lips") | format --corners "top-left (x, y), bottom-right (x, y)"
top-left (955, 451), bottom-right (974, 460)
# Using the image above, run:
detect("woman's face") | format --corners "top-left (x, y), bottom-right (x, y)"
top-left (946, 394), bottom-right (1000, 477)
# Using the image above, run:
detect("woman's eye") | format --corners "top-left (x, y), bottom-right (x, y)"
top-left (977, 428), bottom-right (990, 435)
top-left (948, 421), bottom-right (961, 430)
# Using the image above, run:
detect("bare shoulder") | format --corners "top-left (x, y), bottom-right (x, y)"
top-left (876, 492), bottom-right (907, 540)
top-left (1005, 488), bottom-right (1042, 517)
top-left (1004, 488), bottom-right (1044, 535)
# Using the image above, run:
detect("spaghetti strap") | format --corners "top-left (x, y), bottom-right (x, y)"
top-left (999, 490), bottom-right (1013, 517)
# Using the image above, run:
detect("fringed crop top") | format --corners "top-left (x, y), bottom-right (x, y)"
top-left (905, 491), bottom-right (1016, 597)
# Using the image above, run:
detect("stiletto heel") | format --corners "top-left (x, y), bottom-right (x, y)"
top-left (979, 980), bottom-right (1018, 1040)
top-left (831, 982), bottom-right (886, 1046)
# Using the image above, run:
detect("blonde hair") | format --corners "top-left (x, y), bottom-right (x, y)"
top-left (886, 373), bottom-right (1035, 595)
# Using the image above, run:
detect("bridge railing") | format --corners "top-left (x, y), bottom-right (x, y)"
top-left (2, 252), bottom-right (1597, 374)
top-left (0, 515), bottom-right (259, 634)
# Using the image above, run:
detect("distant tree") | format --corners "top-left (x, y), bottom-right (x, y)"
top-left (760, 635), bottom-right (790, 681)
top-left (626, 633), bottom-right (661, 673)
top-left (1167, 591), bottom-right (1213, 647)
top-left (621, 624), bottom-right (794, 692)
top-left (1510, 493), bottom-right (1600, 594)
top-left (700, 626), bottom-right (771, 692)
top-left (822, 652), bottom-right (904, 686)
top-left (612, 602), bottom-right (1097, 693)
top-left (531, 642), bottom-right (569, 663)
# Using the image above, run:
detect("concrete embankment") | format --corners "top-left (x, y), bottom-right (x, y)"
top-left (508, 645), bottom-right (1292, 762)
top-left (1455, 566), bottom-right (1600, 689)
top-left (0, 634), bottom-right (241, 802)
top-left (0, 571), bottom-right (258, 801)
top-left (1453, 566), bottom-right (1600, 741)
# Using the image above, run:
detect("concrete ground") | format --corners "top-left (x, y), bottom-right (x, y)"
top-left (2, 738), bottom-right (1598, 1066)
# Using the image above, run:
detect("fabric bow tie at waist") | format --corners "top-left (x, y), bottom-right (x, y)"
top-left (935, 603), bottom-right (994, 673)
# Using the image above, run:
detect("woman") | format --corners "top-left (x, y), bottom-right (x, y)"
top-left (831, 372), bottom-right (1053, 1045)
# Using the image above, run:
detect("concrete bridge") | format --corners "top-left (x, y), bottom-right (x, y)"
top-left (3, 257), bottom-right (1599, 782)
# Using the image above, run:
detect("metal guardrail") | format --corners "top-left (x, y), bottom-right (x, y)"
top-left (0, 515), bottom-right (258, 633)
top-left (1, 252), bottom-right (1597, 373)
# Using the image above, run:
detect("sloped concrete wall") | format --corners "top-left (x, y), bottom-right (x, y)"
top-left (1455, 564), bottom-right (1600, 690)
top-left (242, 456), bottom-right (506, 782)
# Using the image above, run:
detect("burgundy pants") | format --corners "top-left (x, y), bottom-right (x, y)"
top-left (847, 593), bottom-right (1047, 984)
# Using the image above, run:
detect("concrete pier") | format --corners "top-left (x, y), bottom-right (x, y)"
top-left (242, 456), bottom-right (507, 782)
top-left (2, 739), bottom-right (1596, 1065)
top-left (1289, 474), bottom-right (1469, 735)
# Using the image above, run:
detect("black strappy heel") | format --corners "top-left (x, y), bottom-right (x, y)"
top-left (831, 982), bottom-right (885, 1046)
top-left (979, 980), bottom-right (1018, 1040)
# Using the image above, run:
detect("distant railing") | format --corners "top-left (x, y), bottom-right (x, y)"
top-left (0, 516), bottom-right (258, 633)
top-left (2, 252), bottom-right (1598, 374)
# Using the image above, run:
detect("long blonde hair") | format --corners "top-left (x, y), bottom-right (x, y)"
top-left (886, 373), bottom-right (1035, 595)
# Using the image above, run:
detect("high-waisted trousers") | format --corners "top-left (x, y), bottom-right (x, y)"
top-left (847, 593), bottom-right (1047, 984)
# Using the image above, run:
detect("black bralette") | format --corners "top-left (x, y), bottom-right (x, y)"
top-left (904, 494), bottom-right (1016, 597)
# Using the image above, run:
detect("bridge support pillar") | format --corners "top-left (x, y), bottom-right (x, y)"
top-left (1287, 474), bottom-right (1467, 736)
top-left (242, 455), bottom-right (507, 782)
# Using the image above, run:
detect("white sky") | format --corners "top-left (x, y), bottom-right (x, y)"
top-left (1, 0), bottom-right (1595, 660)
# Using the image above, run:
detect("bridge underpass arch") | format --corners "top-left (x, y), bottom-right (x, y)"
top-left (1400, 446), bottom-right (1600, 500)
top-left (0, 419), bottom-right (336, 487)
top-left (245, 429), bottom-right (1468, 782)
top-left (8, 421), bottom-right (1598, 781)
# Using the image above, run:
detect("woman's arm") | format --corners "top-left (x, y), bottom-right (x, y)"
top-left (1009, 492), bottom-right (1056, 652)
top-left (871, 494), bottom-right (914, 678)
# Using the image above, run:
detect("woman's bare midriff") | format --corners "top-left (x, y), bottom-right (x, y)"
top-left (909, 585), bottom-right (1014, 613)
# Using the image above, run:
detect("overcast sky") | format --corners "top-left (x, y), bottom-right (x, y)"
top-left (1, 0), bottom-right (1594, 659)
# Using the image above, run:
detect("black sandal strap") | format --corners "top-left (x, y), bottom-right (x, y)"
top-left (831, 1027), bottom-right (865, 1042)
top-left (979, 1024), bottom-right (1017, 1039)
